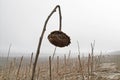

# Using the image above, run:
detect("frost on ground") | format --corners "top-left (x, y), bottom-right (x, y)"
top-left (94, 63), bottom-right (120, 80)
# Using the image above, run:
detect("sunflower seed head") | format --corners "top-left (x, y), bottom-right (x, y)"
top-left (48, 31), bottom-right (71, 47)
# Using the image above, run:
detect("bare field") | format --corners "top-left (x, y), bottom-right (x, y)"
top-left (0, 54), bottom-right (120, 80)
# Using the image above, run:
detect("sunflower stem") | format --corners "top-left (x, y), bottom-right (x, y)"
top-left (31, 5), bottom-right (62, 80)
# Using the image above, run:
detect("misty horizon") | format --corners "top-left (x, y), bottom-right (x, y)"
top-left (1, 0), bottom-right (120, 56)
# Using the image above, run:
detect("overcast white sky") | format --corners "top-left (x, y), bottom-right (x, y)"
top-left (0, 0), bottom-right (120, 56)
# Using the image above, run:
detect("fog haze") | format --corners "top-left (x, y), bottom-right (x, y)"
top-left (0, 0), bottom-right (120, 56)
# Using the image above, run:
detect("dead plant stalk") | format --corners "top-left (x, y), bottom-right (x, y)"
top-left (49, 56), bottom-right (52, 80)
top-left (31, 5), bottom-right (62, 80)
top-left (16, 56), bottom-right (23, 79)
top-left (90, 40), bottom-right (95, 75)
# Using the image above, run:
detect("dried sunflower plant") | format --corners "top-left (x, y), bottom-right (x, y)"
top-left (31, 5), bottom-right (71, 80)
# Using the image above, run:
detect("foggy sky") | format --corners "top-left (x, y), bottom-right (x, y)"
top-left (0, 0), bottom-right (120, 56)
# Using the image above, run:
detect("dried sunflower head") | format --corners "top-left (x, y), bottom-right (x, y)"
top-left (48, 31), bottom-right (71, 47)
